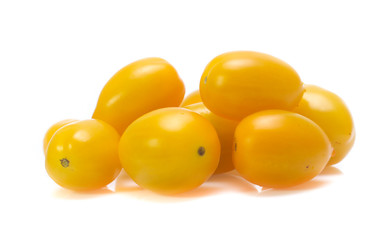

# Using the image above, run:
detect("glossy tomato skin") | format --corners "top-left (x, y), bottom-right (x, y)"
top-left (294, 85), bottom-right (355, 165)
top-left (200, 51), bottom-right (304, 120)
top-left (43, 119), bottom-right (78, 155)
top-left (93, 58), bottom-right (185, 134)
top-left (199, 51), bottom-right (256, 85)
top-left (233, 110), bottom-right (332, 188)
top-left (45, 119), bottom-right (121, 191)
top-left (180, 90), bottom-right (202, 107)
top-left (119, 107), bottom-right (220, 195)
top-left (184, 102), bottom-right (238, 174)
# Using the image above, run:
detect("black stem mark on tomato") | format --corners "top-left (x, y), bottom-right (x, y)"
top-left (234, 142), bottom-right (237, 151)
top-left (60, 158), bottom-right (70, 168)
top-left (204, 76), bottom-right (208, 84)
top-left (198, 146), bottom-right (206, 156)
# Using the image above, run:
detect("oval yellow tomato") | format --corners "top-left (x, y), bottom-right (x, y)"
top-left (294, 85), bottom-right (355, 165)
top-left (43, 119), bottom-right (78, 155)
top-left (200, 51), bottom-right (304, 120)
top-left (93, 58), bottom-right (185, 134)
top-left (46, 119), bottom-right (121, 191)
top-left (180, 90), bottom-right (202, 107)
top-left (184, 102), bottom-right (238, 174)
top-left (233, 110), bottom-right (332, 188)
top-left (119, 107), bottom-right (220, 195)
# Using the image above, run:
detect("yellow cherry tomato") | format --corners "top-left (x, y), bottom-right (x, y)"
top-left (200, 51), bottom-right (304, 120)
top-left (233, 110), bottom-right (332, 188)
top-left (180, 90), bottom-right (202, 107)
top-left (184, 102), bottom-right (238, 174)
top-left (46, 119), bottom-right (121, 191)
top-left (294, 85), bottom-right (355, 165)
top-left (43, 119), bottom-right (78, 155)
top-left (119, 107), bottom-right (220, 195)
top-left (93, 57), bottom-right (185, 134)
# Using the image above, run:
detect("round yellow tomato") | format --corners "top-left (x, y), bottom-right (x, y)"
top-left (233, 110), bottom-right (332, 188)
top-left (119, 107), bottom-right (220, 195)
top-left (184, 102), bottom-right (238, 174)
top-left (180, 90), bottom-right (202, 107)
top-left (200, 51), bottom-right (304, 120)
top-left (294, 85), bottom-right (355, 165)
top-left (93, 57), bottom-right (185, 134)
top-left (46, 119), bottom-right (121, 191)
top-left (43, 119), bottom-right (78, 155)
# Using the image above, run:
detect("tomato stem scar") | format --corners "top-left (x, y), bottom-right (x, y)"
top-left (197, 146), bottom-right (206, 156)
top-left (60, 158), bottom-right (70, 168)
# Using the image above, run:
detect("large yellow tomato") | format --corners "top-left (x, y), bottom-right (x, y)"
top-left (180, 90), bottom-right (202, 107)
top-left (184, 102), bottom-right (238, 174)
top-left (294, 85), bottom-right (355, 165)
top-left (119, 107), bottom-right (220, 195)
top-left (45, 119), bottom-right (121, 191)
top-left (43, 119), bottom-right (78, 155)
top-left (233, 110), bottom-right (332, 188)
top-left (200, 51), bottom-right (304, 120)
top-left (93, 58), bottom-right (185, 134)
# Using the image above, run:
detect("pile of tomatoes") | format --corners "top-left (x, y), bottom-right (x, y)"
top-left (44, 51), bottom-right (355, 195)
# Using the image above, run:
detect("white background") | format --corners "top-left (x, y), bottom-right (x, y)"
top-left (1, 0), bottom-right (387, 239)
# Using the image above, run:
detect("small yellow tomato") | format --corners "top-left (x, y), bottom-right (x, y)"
top-left (180, 90), bottom-right (202, 107)
top-left (46, 119), bottom-right (121, 191)
top-left (184, 102), bottom-right (238, 174)
top-left (119, 107), bottom-right (220, 195)
top-left (200, 51), bottom-right (304, 120)
top-left (93, 58), bottom-right (185, 134)
top-left (294, 85), bottom-right (355, 165)
top-left (43, 119), bottom-right (78, 155)
top-left (233, 110), bottom-right (332, 188)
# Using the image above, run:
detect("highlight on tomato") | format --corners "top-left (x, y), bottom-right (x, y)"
top-left (43, 119), bottom-right (78, 155)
